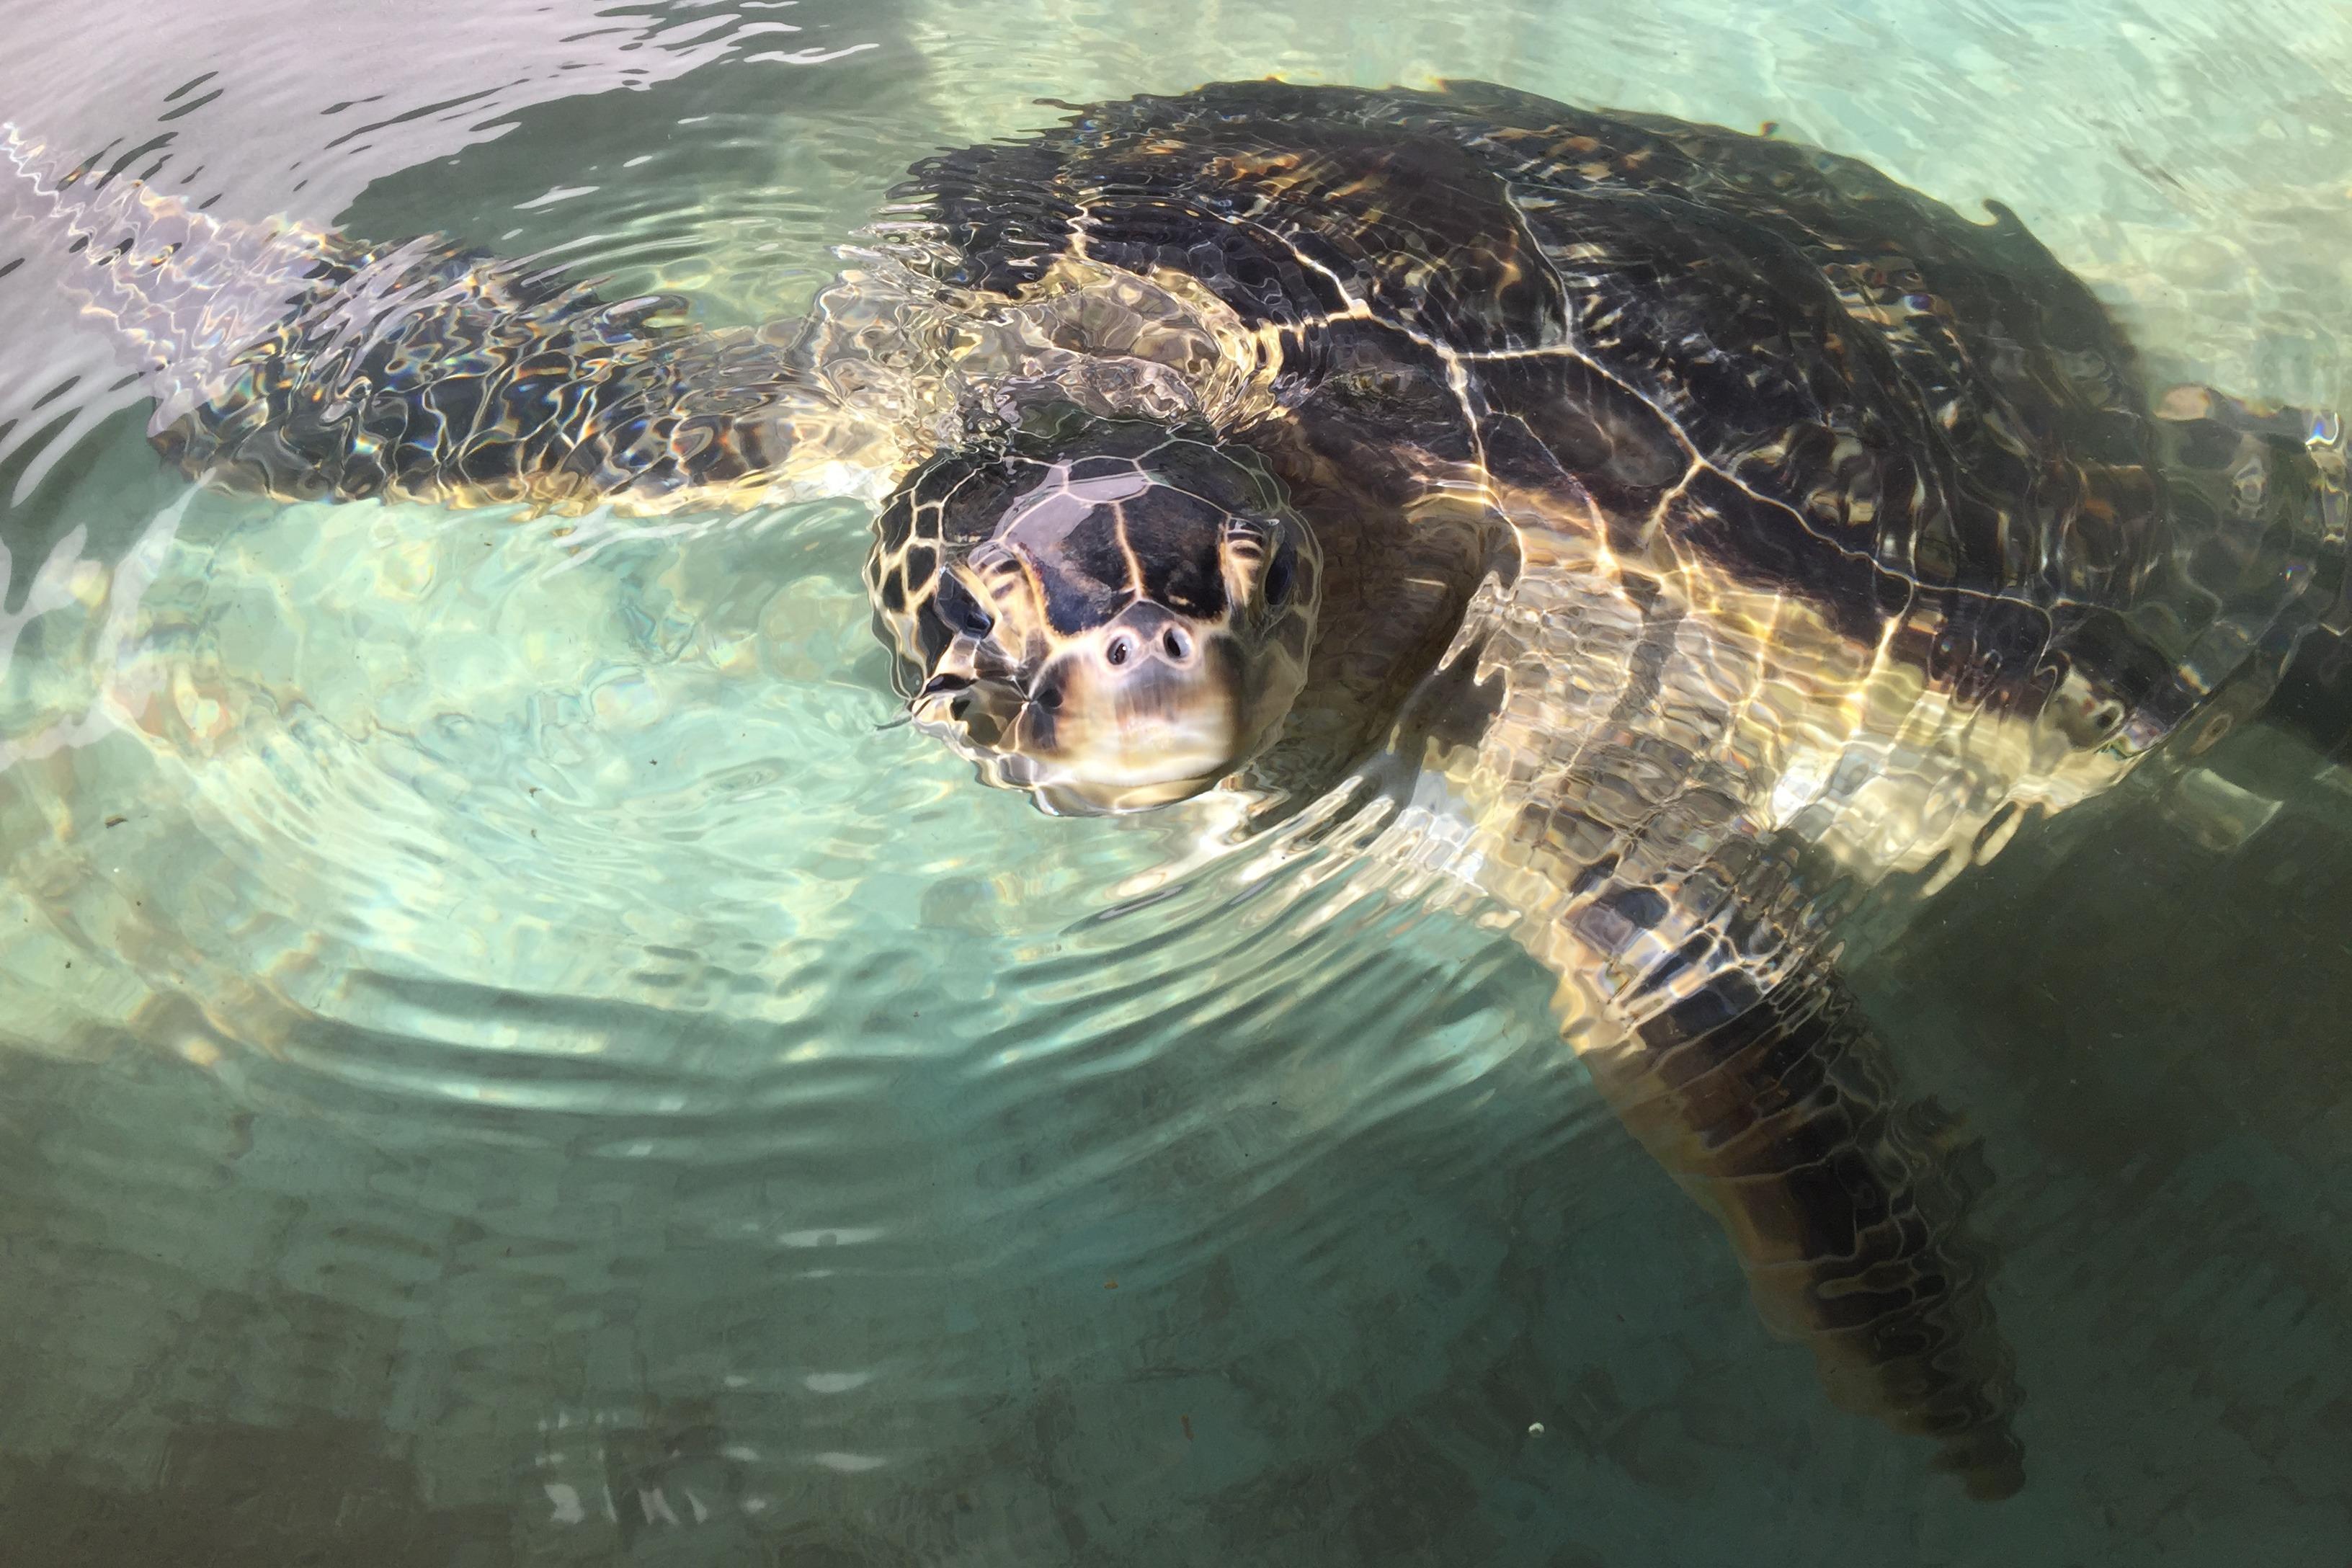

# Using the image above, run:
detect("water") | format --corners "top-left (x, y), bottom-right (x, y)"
top-left (1, 1), bottom-right (2348, 1562)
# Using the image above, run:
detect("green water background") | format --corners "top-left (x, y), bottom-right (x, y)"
top-left (0, 1), bottom-right (2348, 1562)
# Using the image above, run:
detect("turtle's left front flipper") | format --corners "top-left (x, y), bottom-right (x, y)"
top-left (4, 128), bottom-right (887, 515)
top-left (1581, 955), bottom-right (2025, 1499)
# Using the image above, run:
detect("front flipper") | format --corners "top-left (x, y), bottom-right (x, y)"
top-left (4, 130), bottom-right (889, 514)
top-left (147, 239), bottom-right (852, 514)
top-left (1586, 960), bottom-right (2025, 1499)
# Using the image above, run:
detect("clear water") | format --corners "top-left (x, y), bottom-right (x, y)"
top-left (1, 2), bottom-right (2348, 1563)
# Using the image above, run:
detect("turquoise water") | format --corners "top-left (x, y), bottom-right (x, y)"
top-left (1, 1), bottom-right (2349, 1563)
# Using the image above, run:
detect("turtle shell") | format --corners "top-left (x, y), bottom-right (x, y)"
top-left (906, 79), bottom-right (2300, 734)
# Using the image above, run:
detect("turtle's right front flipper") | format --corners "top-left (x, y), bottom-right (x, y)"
top-left (148, 238), bottom-right (829, 514)
top-left (4, 130), bottom-right (888, 515)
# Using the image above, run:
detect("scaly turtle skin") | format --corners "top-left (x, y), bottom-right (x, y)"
top-left (17, 79), bottom-right (2347, 1498)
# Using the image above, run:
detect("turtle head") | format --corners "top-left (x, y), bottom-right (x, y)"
top-left (867, 411), bottom-right (1320, 815)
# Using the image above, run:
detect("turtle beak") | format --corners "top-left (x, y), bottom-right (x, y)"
top-left (1010, 602), bottom-right (1255, 814)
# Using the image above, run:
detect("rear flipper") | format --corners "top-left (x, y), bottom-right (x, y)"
top-left (2142, 388), bottom-right (2350, 727)
top-left (1581, 966), bottom-right (2025, 1500)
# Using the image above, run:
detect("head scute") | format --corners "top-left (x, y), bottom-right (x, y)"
top-left (867, 408), bottom-right (1320, 814)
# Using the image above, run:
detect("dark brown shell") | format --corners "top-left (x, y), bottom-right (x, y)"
top-left (907, 79), bottom-right (2338, 734)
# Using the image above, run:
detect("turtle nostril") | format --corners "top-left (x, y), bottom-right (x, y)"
top-left (1162, 627), bottom-right (1192, 662)
top-left (1105, 633), bottom-right (1136, 669)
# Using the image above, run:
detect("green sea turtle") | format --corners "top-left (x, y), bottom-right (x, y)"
top-left (12, 79), bottom-right (2346, 1498)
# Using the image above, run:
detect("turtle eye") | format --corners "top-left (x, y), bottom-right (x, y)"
top-left (1262, 540), bottom-right (1297, 607)
top-left (935, 571), bottom-right (994, 639)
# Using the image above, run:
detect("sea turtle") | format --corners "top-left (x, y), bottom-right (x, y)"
top-left (12, 78), bottom-right (2346, 1499)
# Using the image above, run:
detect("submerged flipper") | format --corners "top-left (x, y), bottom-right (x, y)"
top-left (1590, 961), bottom-right (2023, 1498)
top-left (1431, 538), bottom-right (2036, 1495)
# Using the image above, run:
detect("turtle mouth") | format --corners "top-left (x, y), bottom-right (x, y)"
top-left (1017, 671), bottom-right (1249, 814)
top-left (910, 628), bottom-right (1262, 814)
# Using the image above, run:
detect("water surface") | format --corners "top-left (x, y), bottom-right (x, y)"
top-left (1, 2), bottom-right (2349, 1563)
